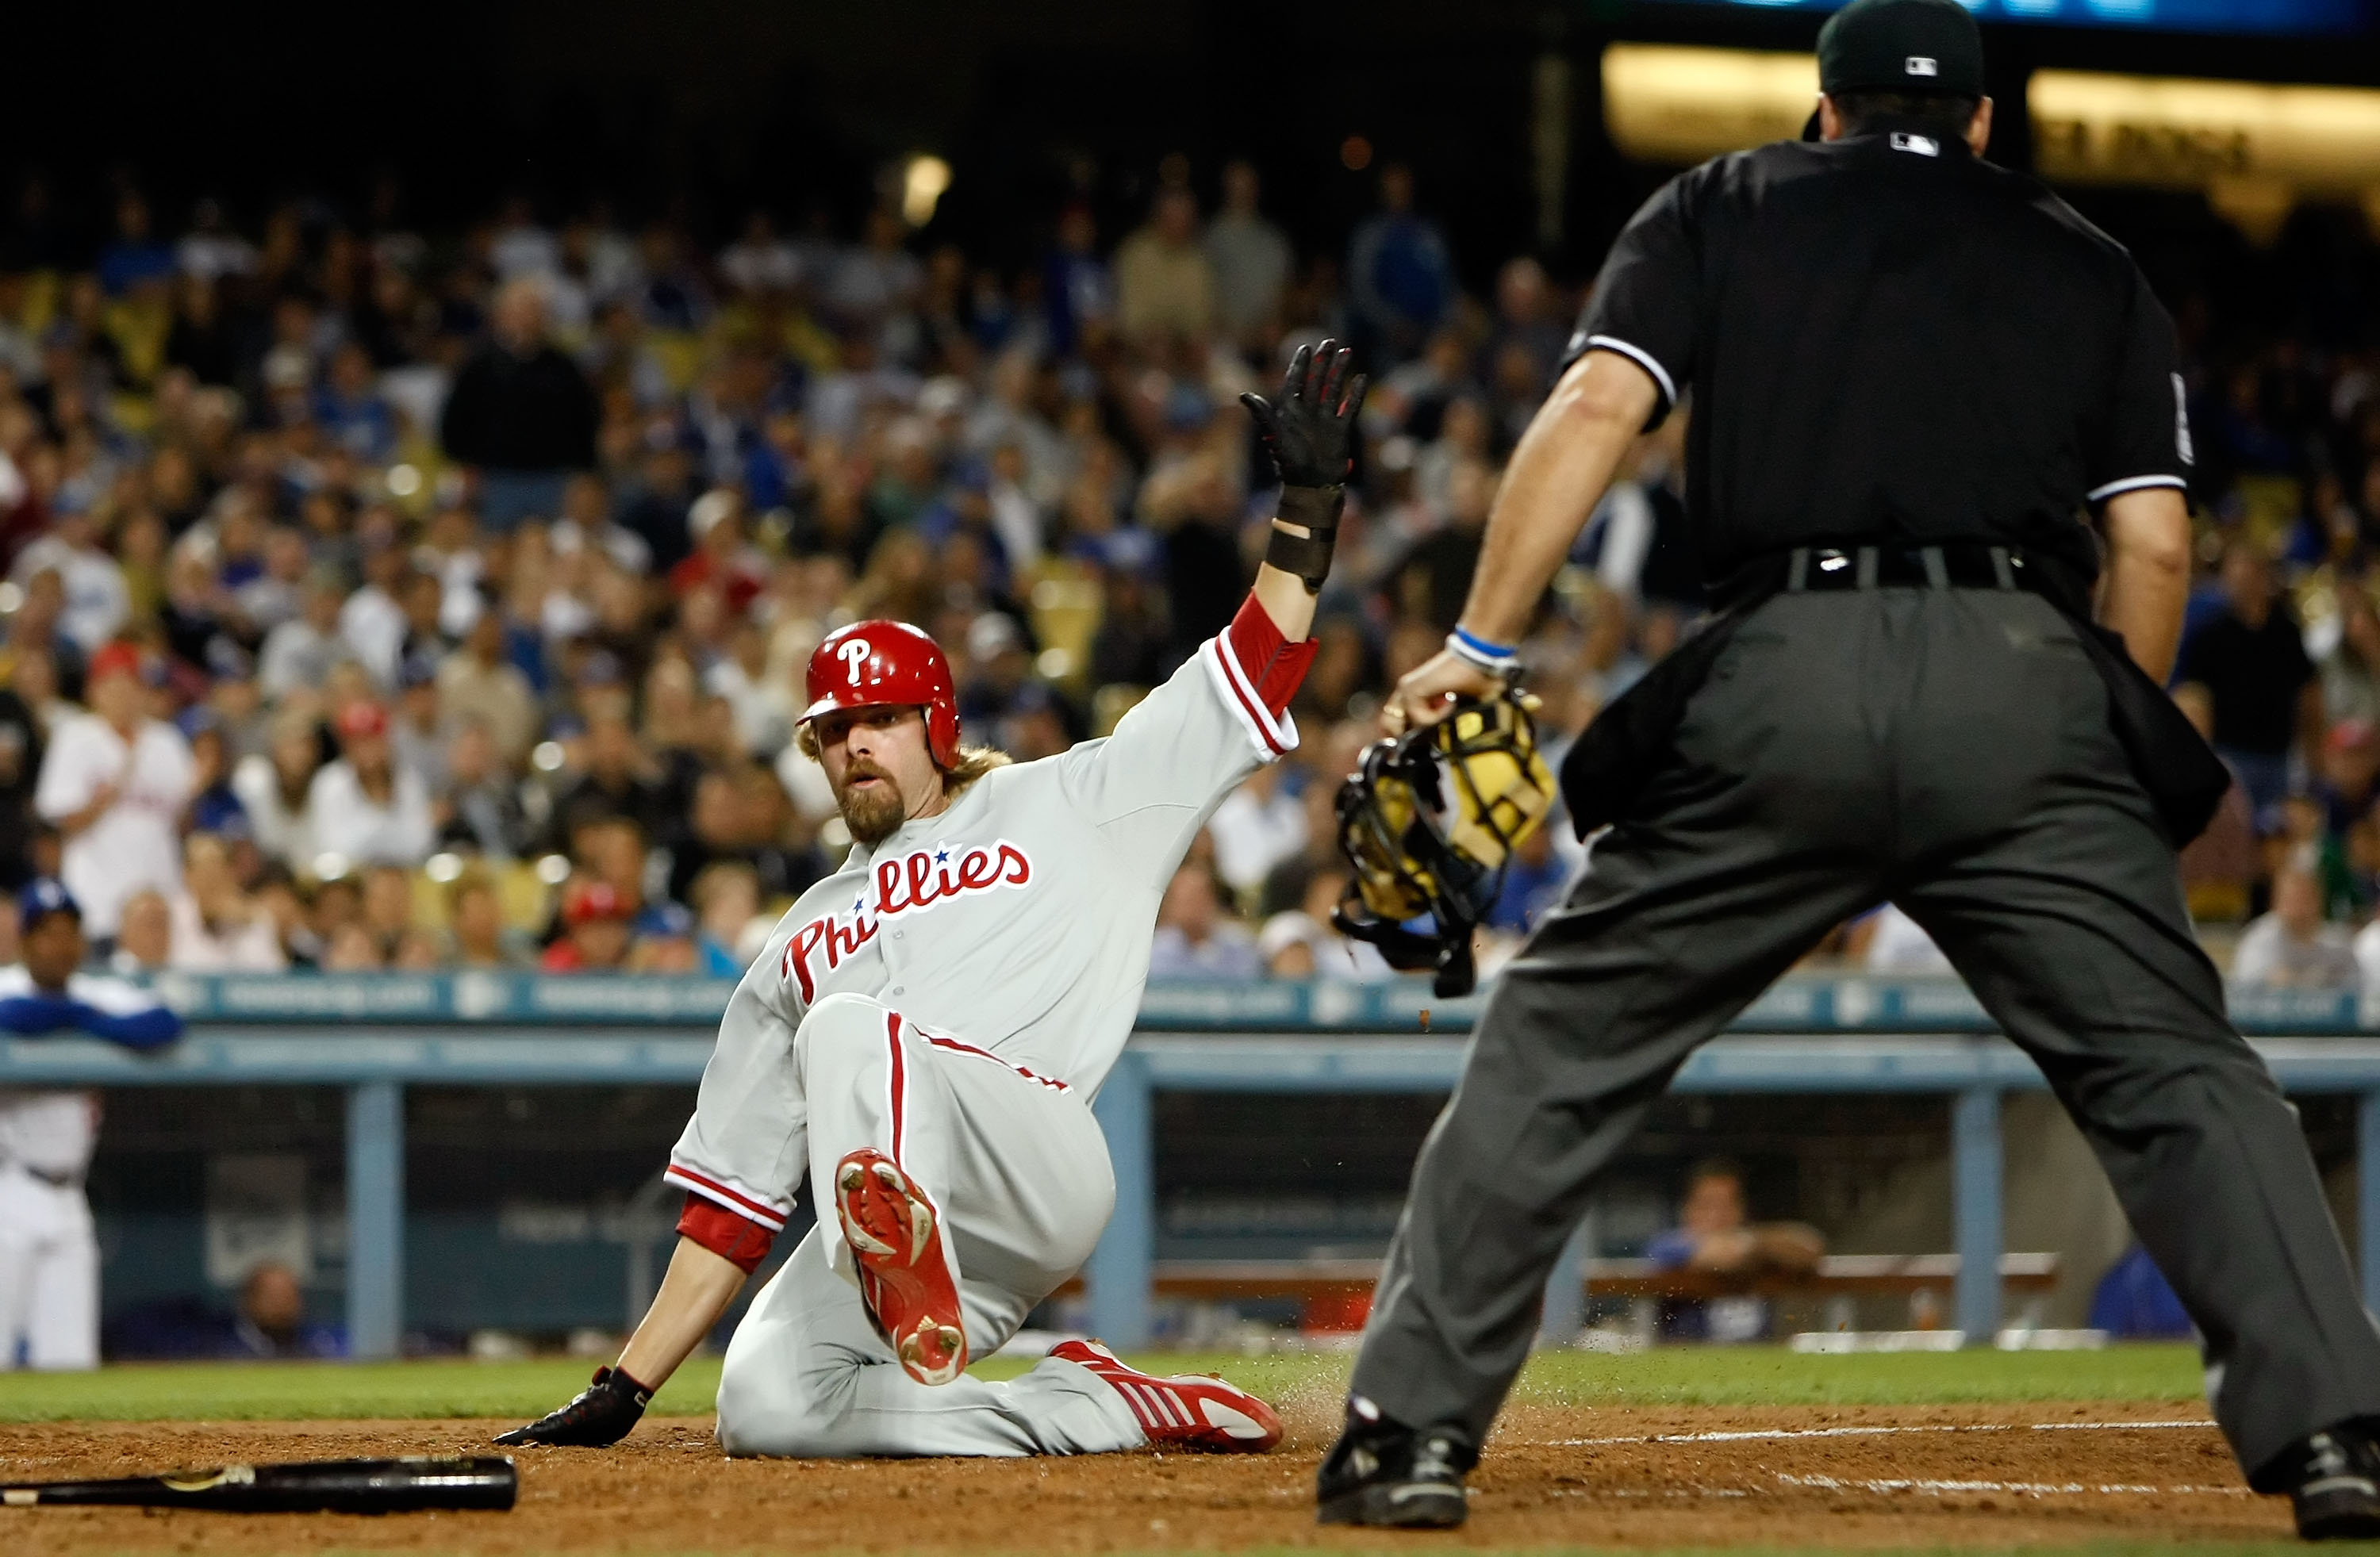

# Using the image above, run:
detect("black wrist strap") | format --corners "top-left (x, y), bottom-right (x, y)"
top-left (596, 1365), bottom-right (654, 1408)
top-left (1267, 485), bottom-right (1345, 594)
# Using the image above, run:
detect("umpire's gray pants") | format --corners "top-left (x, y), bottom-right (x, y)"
top-left (1351, 587), bottom-right (2380, 1486)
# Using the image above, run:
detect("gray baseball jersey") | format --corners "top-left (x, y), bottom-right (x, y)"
top-left (666, 632), bottom-right (1295, 1233)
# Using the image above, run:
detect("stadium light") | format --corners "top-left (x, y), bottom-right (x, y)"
top-left (901, 155), bottom-right (952, 228)
top-left (1601, 44), bottom-right (1817, 165)
top-left (2029, 70), bottom-right (2380, 195)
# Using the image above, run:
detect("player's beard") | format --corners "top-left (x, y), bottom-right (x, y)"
top-left (836, 760), bottom-right (908, 846)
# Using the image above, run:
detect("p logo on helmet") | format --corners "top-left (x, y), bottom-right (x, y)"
top-left (801, 620), bottom-right (964, 769)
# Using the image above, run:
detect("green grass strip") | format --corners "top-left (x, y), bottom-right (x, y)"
top-left (0, 1344), bottom-right (2203, 1425)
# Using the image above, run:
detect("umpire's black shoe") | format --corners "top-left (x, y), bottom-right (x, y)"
top-left (1315, 1398), bottom-right (1476, 1528)
top-left (2266, 1423), bottom-right (2380, 1540)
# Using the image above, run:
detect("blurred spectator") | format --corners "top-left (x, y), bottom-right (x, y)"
top-left (439, 278), bottom-right (599, 531)
top-left (0, 662), bottom-right (44, 890)
top-left (305, 701), bottom-right (434, 869)
top-left (543, 878), bottom-right (632, 972)
top-left (34, 643), bottom-right (194, 939)
top-left (390, 657), bottom-right (448, 794)
top-left (573, 812), bottom-right (685, 938)
top-left (1042, 203), bottom-right (1114, 361)
top-left (103, 1257), bottom-right (342, 1361)
top-left (2320, 581), bottom-right (2380, 730)
top-left (98, 191), bottom-right (175, 296)
top-left (1482, 823), bottom-right (1568, 936)
top-left (109, 889), bottom-right (173, 974)
top-left (690, 859), bottom-right (762, 976)
top-left (549, 710), bottom-right (670, 846)
top-left (11, 507), bottom-right (128, 654)
top-left (1645, 1160), bottom-right (1825, 1343)
top-left (340, 546), bottom-right (411, 688)
top-left (1148, 860), bottom-right (1260, 980)
top-left (437, 719), bottom-right (534, 860)
top-left (2236, 860), bottom-right (2357, 988)
top-left (2176, 543), bottom-right (2320, 830)
top-left (321, 919), bottom-right (383, 971)
top-left (447, 866), bottom-right (532, 968)
top-left (1204, 161), bottom-right (1292, 352)
top-left (232, 709), bottom-right (324, 869)
top-left (1207, 763), bottom-right (1306, 899)
top-left (168, 833), bottom-right (285, 970)
top-left (437, 612), bottom-right (536, 767)
top-left (1256, 861), bottom-right (1392, 981)
top-left (258, 569), bottom-right (350, 701)
top-left (1114, 186), bottom-right (1215, 347)
top-left (232, 1261), bottom-right (343, 1358)
top-left (359, 864), bottom-right (417, 956)
top-left (1347, 164), bottom-right (1453, 363)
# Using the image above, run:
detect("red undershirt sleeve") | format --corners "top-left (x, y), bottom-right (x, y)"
top-left (676, 1191), bottom-right (777, 1274)
top-left (1223, 594), bottom-right (1319, 719)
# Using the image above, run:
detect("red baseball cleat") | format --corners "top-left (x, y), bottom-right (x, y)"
top-left (833, 1149), bottom-right (967, 1386)
top-left (1050, 1339), bottom-right (1284, 1452)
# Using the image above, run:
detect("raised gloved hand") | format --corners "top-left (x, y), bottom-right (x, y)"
top-left (493, 1365), bottom-right (652, 1447)
top-left (1242, 340), bottom-right (1368, 593)
top-left (1240, 339), bottom-right (1367, 491)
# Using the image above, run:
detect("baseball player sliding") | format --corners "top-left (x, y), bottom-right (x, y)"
top-left (501, 344), bottom-right (1366, 1458)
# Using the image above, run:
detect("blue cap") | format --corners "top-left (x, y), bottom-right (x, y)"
top-left (17, 877), bottom-right (80, 926)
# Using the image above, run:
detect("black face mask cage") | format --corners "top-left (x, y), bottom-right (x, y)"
top-left (1331, 719), bottom-right (1513, 999)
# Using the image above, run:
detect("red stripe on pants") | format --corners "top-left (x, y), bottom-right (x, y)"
top-left (886, 1011), bottom-right (908, 1163)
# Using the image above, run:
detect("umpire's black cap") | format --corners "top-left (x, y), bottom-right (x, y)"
top-left (1817, 0), bottom-right (1987, 98)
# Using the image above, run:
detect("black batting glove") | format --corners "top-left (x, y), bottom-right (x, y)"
top-left (493, 1364), bottom-right (652, 1448)
top-left (1240, 339), bottom-right (1368, 490)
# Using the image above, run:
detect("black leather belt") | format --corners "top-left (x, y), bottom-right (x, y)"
top-left (1786, 541), bottom-right (2025, 593)
top-left (1713, 540), bottom-right (2069, 613)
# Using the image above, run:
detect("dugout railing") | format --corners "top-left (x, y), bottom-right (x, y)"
top-left (3, 972), bottom-right (2377, 1359)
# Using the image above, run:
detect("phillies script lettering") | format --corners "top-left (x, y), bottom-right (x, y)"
top-left (781, 840), bottom-right (1034, 1002)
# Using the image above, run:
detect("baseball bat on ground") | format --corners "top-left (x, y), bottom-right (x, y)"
top-left (0, 1456), bottom-right (516, 1513)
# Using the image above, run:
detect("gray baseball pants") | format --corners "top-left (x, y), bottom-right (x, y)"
top-left (1350, 586), bottom-right (2380, 1486)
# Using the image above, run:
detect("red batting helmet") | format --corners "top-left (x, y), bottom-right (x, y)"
top-left (802, 619), bottom-right (962, 769)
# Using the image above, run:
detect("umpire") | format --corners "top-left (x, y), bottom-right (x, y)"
top-left (1320, 0), bottom-right (2380, 1540)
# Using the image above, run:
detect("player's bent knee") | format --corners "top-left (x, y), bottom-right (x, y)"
top-left (716, 1362), bottom-right (862, 1459)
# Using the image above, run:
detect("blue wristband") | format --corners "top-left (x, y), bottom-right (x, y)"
top-left (1446, 627), bottom-right (1518, 672)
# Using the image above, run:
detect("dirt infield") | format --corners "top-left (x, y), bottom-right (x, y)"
top-left (0, 1397), bottom-right (2289, 1553)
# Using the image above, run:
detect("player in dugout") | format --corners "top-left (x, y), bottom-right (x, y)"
top-left (498, 345), bottom-right (1367, 1458)
top-left (0, 878), bottom-right (184, 1371)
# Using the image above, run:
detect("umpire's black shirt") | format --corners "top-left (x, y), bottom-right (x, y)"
top-left (1567, 121), bottom-right (2194, 592)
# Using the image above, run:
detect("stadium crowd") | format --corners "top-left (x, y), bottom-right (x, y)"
top-left (0, 167), bottom-right (2374, 986)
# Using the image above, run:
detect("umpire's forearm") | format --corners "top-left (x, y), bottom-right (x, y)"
top-left (2097, 487), bottom-right (2192, 684)
top-left (1456, 352), bottom-right (1658, 644)
top-left (616, 1237), bottom-right (747, 1389)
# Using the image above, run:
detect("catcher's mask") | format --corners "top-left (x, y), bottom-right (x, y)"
top-left (1333, 691), bottom-right (1556, 997)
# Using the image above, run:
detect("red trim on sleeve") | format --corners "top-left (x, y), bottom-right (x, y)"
top-left (677, 1191), bottom-right (777, 1274)
top-left (664, 1164), bottom-right (789, 1229)
top-left (1224, 595), bottom-right (1319, 719)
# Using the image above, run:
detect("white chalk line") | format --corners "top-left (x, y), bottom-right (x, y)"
top-left (1537, 1418), bottom-right (2244, 1502)
top-left (1557, 1473), bottom-right (2249, 1501)
top-left (1546, 1418), bottom-right (2216, 1448)
top-left (1774, 1472), bottom-right (2248, 1498)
